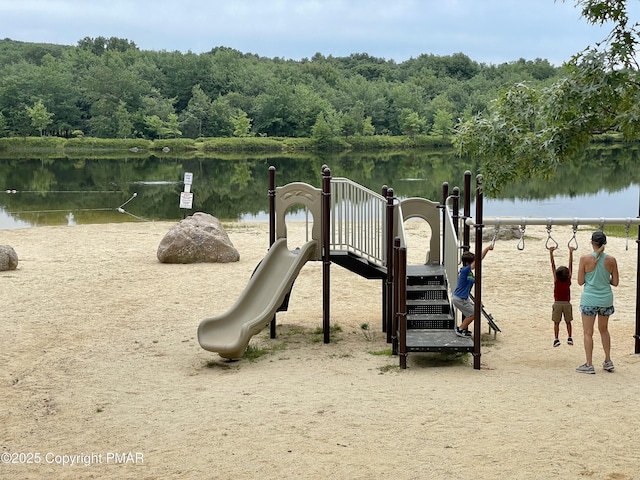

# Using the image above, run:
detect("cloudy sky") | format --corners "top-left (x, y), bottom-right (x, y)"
top-left (0, 0), bottom-right (632, 66)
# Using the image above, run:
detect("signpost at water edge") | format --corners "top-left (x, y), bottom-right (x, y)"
top-left (180, 172), bottom-right (193, 218)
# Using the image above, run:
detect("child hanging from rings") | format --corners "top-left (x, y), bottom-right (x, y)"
top-left (549, 245), bottom-right (576, 347)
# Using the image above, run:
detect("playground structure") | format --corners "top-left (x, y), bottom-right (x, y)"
top-left (198, 167), bottom-right (640, 369)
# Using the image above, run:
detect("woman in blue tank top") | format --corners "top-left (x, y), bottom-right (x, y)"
top-left (575, 231), bottom-right (619, 374)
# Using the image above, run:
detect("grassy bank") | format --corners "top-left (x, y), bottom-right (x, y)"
top-left (0, 134), bottom-right (453, 154)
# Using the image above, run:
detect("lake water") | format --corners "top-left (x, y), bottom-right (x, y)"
top-left (240, 185), bottom-right (640, 222)
top-left (1, 148), bottom-right (638, 229)
top-left (482, 185), bottom-right (639, 219)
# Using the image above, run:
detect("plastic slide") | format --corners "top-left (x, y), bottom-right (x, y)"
top-left (198, 238), bottom-right (318, 359)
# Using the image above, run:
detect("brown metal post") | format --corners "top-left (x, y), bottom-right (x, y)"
top-left (385, 188), bottom-right (395, 342)
top-left (322, 167), bottom-right (332, 344)
top-left (381, 185), bottom-right (388, 333)
top-left (398, 244), bottom-right (407, 369)
top-left (392, 237), bottom-right (400, 355)
top-left (473, 174), bottom-right (484, 370)
top-left (635, 190), bottom-right (640, 353)
top-left (268, 166), bottom-right (277, 339)
top-left (441, 182), bottom-right (449, 266)
top-left (463, 171), bottom-right (471, 252)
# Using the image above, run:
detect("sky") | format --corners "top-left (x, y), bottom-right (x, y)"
top-left (0, 0), bottom-right (634, 66)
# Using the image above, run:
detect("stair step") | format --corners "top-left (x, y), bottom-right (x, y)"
top-left (404, 329), bottom-right (474, 352)
top-left (406, 285), bottom-right (448, 301)
top-left (407, 313), bottom-right (455, 330)
top-left (407, 275), bottom-right (446, 286)
top-left (407, 302), bottom-right (451, 316)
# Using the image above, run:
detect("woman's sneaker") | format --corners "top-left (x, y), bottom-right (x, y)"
top-left (576, 364), bottom-right (595, 374)
top-left (602, 360), bottom-right (615, 372)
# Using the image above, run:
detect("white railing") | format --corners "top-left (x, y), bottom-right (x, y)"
top-left (330, 178), bottom-right (387, 267)
top-left (394, 203), bottom-right (407, 250)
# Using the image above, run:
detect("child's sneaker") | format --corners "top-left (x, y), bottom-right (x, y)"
top-left (602, 360), bottom-right (615, 372)
top-left (455, 327), bottom-right (467, 338)
top-left (553, 339), bottom-right (560, 347)
top-left (567, 337), bottom-right (573, 345)
top-left (576, 363), bottom-right (595, 374)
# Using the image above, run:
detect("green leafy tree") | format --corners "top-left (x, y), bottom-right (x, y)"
top-left (182, 84), bottom-right (211, 137)
top-left (0, 112), bottom-right (8, 137)
top-left (231, 110), bottom-right (252, 137)
top-left (114, 100), bottom-right (133, 139)
top-left (311, 112), bottom-right (337, 147)
top-left (163, 113), bottom-right (182, 138)
top-left (362, 116), bottom-right (375, 136)
top-left (143, 115), bottom-right (164, 139)
top-left (398, 108), bottom-right (426, 138)
top-left (455, 0), bottom-right (640, 193)
top-left (340, 113), bottom-right (358, 139)
top-left (432, 108), bottom-right (454, 140)
top-left (25, 100), bottom-right (54, 136)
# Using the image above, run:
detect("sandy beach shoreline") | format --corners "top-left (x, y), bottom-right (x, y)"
top-left (1, 220), bottom-right (639, 479)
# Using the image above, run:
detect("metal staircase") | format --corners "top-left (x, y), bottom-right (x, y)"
top-left (404, 264), bottom-right (473, 353)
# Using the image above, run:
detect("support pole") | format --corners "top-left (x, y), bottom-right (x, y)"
top-left (322, 166), bottom-right (332, 344)
top-left (463, 170), bottom-right (471, 252)
top-left (441, 182), bottom-right (449, 266)
top-left (382, 185), bottom-right (389, 334)
top-left (268, 166), bottom-right (277, 339)
top-left (392, 237), bottom-right (400, 355)
top-left (636, 189), bottom-right (640, 354)
top-left (473, 174), bottom-right (484, 370)
top-left (398, 244), bottom-right (407, 369)
top-left (385, 188), bottom-right (395, 342)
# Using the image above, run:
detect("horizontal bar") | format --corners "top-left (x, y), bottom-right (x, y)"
top-left (465, 216), bottom-right (640, 227)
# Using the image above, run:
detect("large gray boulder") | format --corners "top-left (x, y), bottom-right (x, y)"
top-left (0, 245), bottom-right (18, 271)
top-left (157, 213), bottom-right (240, 264)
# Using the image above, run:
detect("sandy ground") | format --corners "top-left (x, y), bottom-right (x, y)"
top-left (1, 220), bottom-right (640, 480)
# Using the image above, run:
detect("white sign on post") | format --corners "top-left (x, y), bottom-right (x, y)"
top-left (180, 192), bottom-right (194, 209)
top-left (181, 172), bottom-right (194, 210)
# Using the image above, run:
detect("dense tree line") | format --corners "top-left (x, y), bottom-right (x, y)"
top-left (0, 36), bottom-right (561, 140)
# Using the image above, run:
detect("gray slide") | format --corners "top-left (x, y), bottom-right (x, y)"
top-left (198, 238), bottom-right (318, 359)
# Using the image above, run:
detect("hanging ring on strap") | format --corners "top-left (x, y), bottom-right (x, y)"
top-left (545, 222), bottom-right (558, 250)
top-left (489, 225), bottom-right (499, 248)
top-left (568, 220), bottom-right (579, 250)
top-left (517, 221), bottom-right (526, 251)
top-left (625, 217), bottom-right (631, 251)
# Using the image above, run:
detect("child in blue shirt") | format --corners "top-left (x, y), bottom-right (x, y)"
top-left (453, 245), bottom-right (493, 337)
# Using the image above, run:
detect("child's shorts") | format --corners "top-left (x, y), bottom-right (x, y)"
top-left (453, 295), bottom-right (474, 318)
top-left (552, 301), bottom-right (573, 323)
